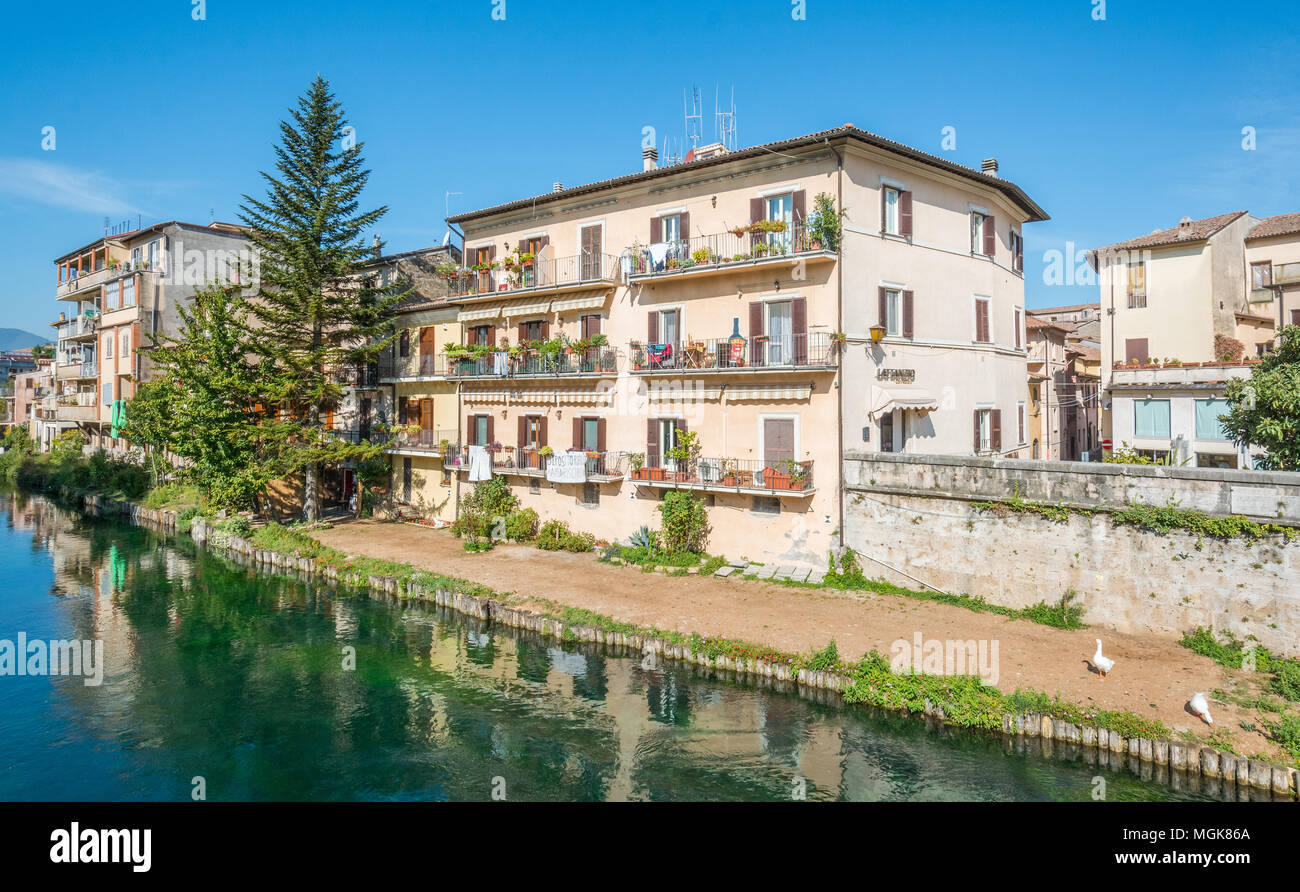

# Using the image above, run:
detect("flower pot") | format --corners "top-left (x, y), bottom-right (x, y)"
top-left (721, 475), bottom-right (737, 487)
top-left (647, 467), bottom-right (666, 481)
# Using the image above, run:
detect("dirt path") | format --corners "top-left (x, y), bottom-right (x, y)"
top-left (313, 518), bottom-right (1285, 761)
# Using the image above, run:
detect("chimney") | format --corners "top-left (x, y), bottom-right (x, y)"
top-left (552, 182), bottom-right (564, 193)
top-left (371, 234), bottom-right (382, 260)
top-left (981, 158), bottom-right (999, 177)
top-left (642, 145), bottom-right (659, 172)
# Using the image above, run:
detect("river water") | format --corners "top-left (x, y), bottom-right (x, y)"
top-left (0, 489), bottom-right (1229, 802)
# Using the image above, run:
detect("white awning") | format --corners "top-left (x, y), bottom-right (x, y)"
top-left (868, 384), bottom-right (938, 419)
top-left (725, 384), bottom-right (812, 401)
top-left (556, 390), bottom-right (602, 405)
top-left (457, 305), bottom-right (503, 323)
top-left (647, 383), bottom-right (724, 402)
top-left (463, 390), bottom-right (508, 405)
top-left (502, 298), bottom-right (552, 318)
top-left (513, 390), bottom-right (556, 404)
top-left (551, 292), bottom-right (609, 313)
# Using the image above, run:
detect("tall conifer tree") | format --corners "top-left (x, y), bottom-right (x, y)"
top-left (239, 76), bottom-right (398, 521)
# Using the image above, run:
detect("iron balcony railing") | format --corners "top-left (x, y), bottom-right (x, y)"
top-left (335, 363), bottom-right (380, 387)
top-left (629, 454), bottom-right (814, 492)
top-left (56, 315), bottom-right (99, 340)
top-left (445, 346), bottom-right (618, 378)
top-left (629, 332), bottom-right (835, 371)
top-left (387, 428), bottom-right (460, 453)
top-left (56, 263), bottom-right (154, 299)
top-left (447, 252), bottom-right (619, 298)
top-left (625, 221), bottom-right (830, 279)
top-left (80, 360), bottom-right (98, 378)
top-left (456, 446), bottom-right (624, 480)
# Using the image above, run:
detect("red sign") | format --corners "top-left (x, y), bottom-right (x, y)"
top-left (1101, 439), bottom-right (1113, 449)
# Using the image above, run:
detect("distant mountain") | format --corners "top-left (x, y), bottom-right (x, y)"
top-left (0, 329), bottom-right (51, 350)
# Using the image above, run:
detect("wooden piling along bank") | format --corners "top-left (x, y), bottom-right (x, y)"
top-left (78, 495), bottom-right (1298, 800)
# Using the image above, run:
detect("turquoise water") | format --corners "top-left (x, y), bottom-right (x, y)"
top-left (0, 489), bottom-right (1230, 802)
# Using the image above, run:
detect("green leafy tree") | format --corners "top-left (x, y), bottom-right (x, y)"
top-left (238, 76), bottom-right (401, 521)
top-left (1222, 325), bottom-right (1300, 470)
top-left (128, 283), bottom-right (282, 509)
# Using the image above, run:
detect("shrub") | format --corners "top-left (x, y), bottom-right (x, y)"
top-left (562, 532), bottom-right (595, 553)
top-left (536, 520), bottom-right (571, 551)
top-left (216, 516), bottom-right (253, 538)
top-left (658, 490), bottom-right (710, 553)
top-left (453, 476), bottom-right (519, 539)
top-left (177, 505), bottom-right (205, 534)
top-left (504, 508), bottom-right (539, 541)
top-left (463, 535), bottom-right (495, 553)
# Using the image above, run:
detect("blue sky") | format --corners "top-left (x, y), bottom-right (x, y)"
top-left (1, 0), bottom-right (1297, 336)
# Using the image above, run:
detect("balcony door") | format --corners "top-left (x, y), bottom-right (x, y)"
top-left (579, 224), bottom-right (603, 280)
top-left (419, 327), bottom-right (437, 375)
top-left (766, 194), bottom-right (793, 252)
top-left (765, 301), bottom-right (792, 365)
top-left (762, 417), bottom-right (796, 467)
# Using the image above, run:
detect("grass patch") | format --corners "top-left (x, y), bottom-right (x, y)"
top-left (1180, 627), bottom-right (1300, 703)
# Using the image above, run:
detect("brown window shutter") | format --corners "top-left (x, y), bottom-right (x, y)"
top-left (466, 327), bottom-right (476, 347)
top-left (517, 415), bottom-right (526, 448)
top-left (650, 216), bottom-right (662, 243)
top-left (983, 215), bottom-right (996, 257)
top-left (647, 311), bottom-right (659, 343)
top-left (538, 416), bottom-right (547, 448)
top-left (991, 409), bottom-right (1002, 452)
top-left (902, 291), bottom-right (914, 338)
top-left (900, 191), bottom-right (913, 237)
top-left (540, 235), bottom-right (549, 249)
top-left (974, 410), bottom-right (981, 452)
top-left (488, 245), bottom-right (496, 260)
top-left (676, 417), bottom-right (687, 439)
top-left (792, 190), bottom-right (806, 223)
top-left (517, 240), bottom-right (525, 253)
top-left (1292, 310), bottom-right (1300, 325)
top-left (880, 188), bottom-right (887, 232)
top-left (573, 416), bottom-right (582, 448)
top-left (1125, 338), bottom-right (1148, 364)
top-left (749, 301), bottom-right (763, 339)
top-left (518, 323), bottom-right (527, 345)
top-left (486, 414), bottom-right (494, 444)
top-left (879, 287), bottom-right (888, 328)
top-left (791, 296), bottom-right (807, 363)
top-left (679, 212), bottom-right (690, 242)
top-left (750, 197), bottom-right (763, 223)
top-left (647, 418), bottom-right (659, 457)
top-left (485, 325), bottom-right (495, 348)
top-left (540, 320), bottom-right (550, 340)
top-left (597, 417), bottom-right (606, 452)
top-left (466, 413), bottom-right (473, 443)
top-left (398, 399), bottom-right (407, 424)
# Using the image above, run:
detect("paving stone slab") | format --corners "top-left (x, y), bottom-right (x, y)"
top-left (712, 566), bottom-right (737, 578)
top-left (756, 566), bottom-right (777, 579)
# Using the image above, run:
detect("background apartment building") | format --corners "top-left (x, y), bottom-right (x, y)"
top-left (389, 125), bottom-right (1047, 565)
top-left (51, 221), bottom-right (251, 452)
top-left (1091, 210), bottom-right (1298, 464)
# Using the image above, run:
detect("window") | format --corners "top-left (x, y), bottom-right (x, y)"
top-left (131, 246), bottom-right (142, 268)
top-left (974, 408), bottom-right (1001, 453)
top-left (1197, 453), bottom-right (1237, 469)
top-left (971, 212), bottom-right (991, 255)
top-left (973, 297), bottom-right (991, 343)
top-left (147, 239), bottom-right (159, 270)
top-left (581, 417), bottom-right (600, 451)
top-left (1251, 261), bottom-right (1272, 289)
top-left (1014, 307), bottom-right (1023, 350)
top-left (582, 483), bottom-right (600, 506)
top-left (1010, 230), bottom-right (1024, 273)
top-left (1292, 309), bottom-right (1300, 326)
top-left (103, 334), bottom-right (113, 360)
top-left (399, 330), bottom-right (410, 357)
top-left (883, 187), bottom-right (900, 235)
top-left (402, 458), bottom-right (412, 502)
top-left (766, 193), bottom-right (793, 250)
top-left (762, 417), bottom-right (796, 466)
top-left (1127, 260), bottom-right (1147, 308)
top-left (1134, 399), bottom-right (1171, 439)
top-left (579, 314), bottom-right (602, 339)
top-left (523, 415), bottom-right (543, 448)
top-left (651, 417), bottom-right (682, 464)
top-left (1194, 399), bottom-right (1230, 441)
top-left (1018, 403), bottom-right (1026, 445)
top-left (470, 323), bottom-right (495, 346)
top-left (883, 289), bottom-right (902, 337)
top-left (120, 331), bottom-right (130, 358)
top-left (765, 300), bottom-right (793, 363)
top-left (661, 213), bottom-right (681, 245)
top-left (474, 415), bottom-right (490, 446)
top-left (104, 281), bottom-right (119, 311)
top-left (103, 381), bottom-right (113, 403)
top-left (879, 412), bottom-right (894, 452)
top-left (752, 496), bottom-right (781, 515)
top-left (519, 320), bottom-right (544, 344)
top-left (652, 308), bottom-right (680, 347)
top-left (121, 277), bottom-right (135, 307)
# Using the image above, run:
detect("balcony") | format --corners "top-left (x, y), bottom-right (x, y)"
top-left (386, 428), bottom-right (460, 455)
top-left (56, 391), bottom-right (98, 422)
top-left (447, 253), bottom-right (619, 300)
top-left (447, 346), bottom-right (618, 379)
top-left (56, 262), bottom-right (152, 301)
top-left (1275, 262), bottom-right (1300, 286)
top-left (457, 446), bottom-right (625, 482)
top-left (55, 359), bottom-right (98, 379)
top-left (629, 333), bottom-right (836, 374)
top-left (56, 314), bottom-right (99, 341)
top-left (335, 363), bottom-right (380, 388)
top-left (626, 221), bottom-right (835, 281)
top-left (629, 455), bottom-right (815, 497)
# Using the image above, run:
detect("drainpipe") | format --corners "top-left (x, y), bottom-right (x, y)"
top-left (824, 137), bottom-right (846, 553)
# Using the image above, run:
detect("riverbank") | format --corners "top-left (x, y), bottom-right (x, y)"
top-left (74, 494), bottom-right (1299, 796)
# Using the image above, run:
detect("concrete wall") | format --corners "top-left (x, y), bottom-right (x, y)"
top-left (842, 452), bottom-right (1300, 655)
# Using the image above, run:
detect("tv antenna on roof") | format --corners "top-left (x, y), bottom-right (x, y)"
top-left (715, 84), bottom-right (737, 151)
top-left (683, 85), bottom-right (702, 152)
top-left (660, 134), bottom-right (681, 167)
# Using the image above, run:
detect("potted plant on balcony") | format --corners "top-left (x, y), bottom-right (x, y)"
top-left (628, 452), bottom-right (646, 480)
top-left (665, 429), bottom-right (700, 482)
top-left (692, 248), bottom-right (712, 266)
top-left (535, 445), bottom-right (553, 469)
top-left (720, 458), bottom-right (738, 487)
top-left (782, 459), bottom-right (809, 491)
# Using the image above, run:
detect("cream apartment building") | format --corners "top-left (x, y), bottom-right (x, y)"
top-left (1244, 212), bottom-right (1300, 330)
top-left (417, 125), bottom-right (1046, 565)
top-left (51, 221), bottom-right (251, 451)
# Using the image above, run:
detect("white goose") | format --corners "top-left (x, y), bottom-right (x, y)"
top-left (1189, 692), bottom-right (1214, 725)
top-left (1091, 638), bottom-right (1115, 681)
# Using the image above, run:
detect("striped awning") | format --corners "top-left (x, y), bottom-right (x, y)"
top-left (463, 390), bottom-right (508, 405)
top-left (725, 384), bottom-right (812, 401)
top-left (551, 292), bottom-right (608, 313)
top-left (647, 383), bottom-right (724, 402)
top-left (502, 298), bottom-right (552, 318)
top-left (513, 390), bottom-right (557, 404)
top-left (556, 390), bottom-right (603, 405)
top-left (457, 305), bottom-right (503, 323)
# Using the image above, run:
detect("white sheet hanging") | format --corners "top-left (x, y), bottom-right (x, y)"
top-left (468, 445), bottom-right (493, 482)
